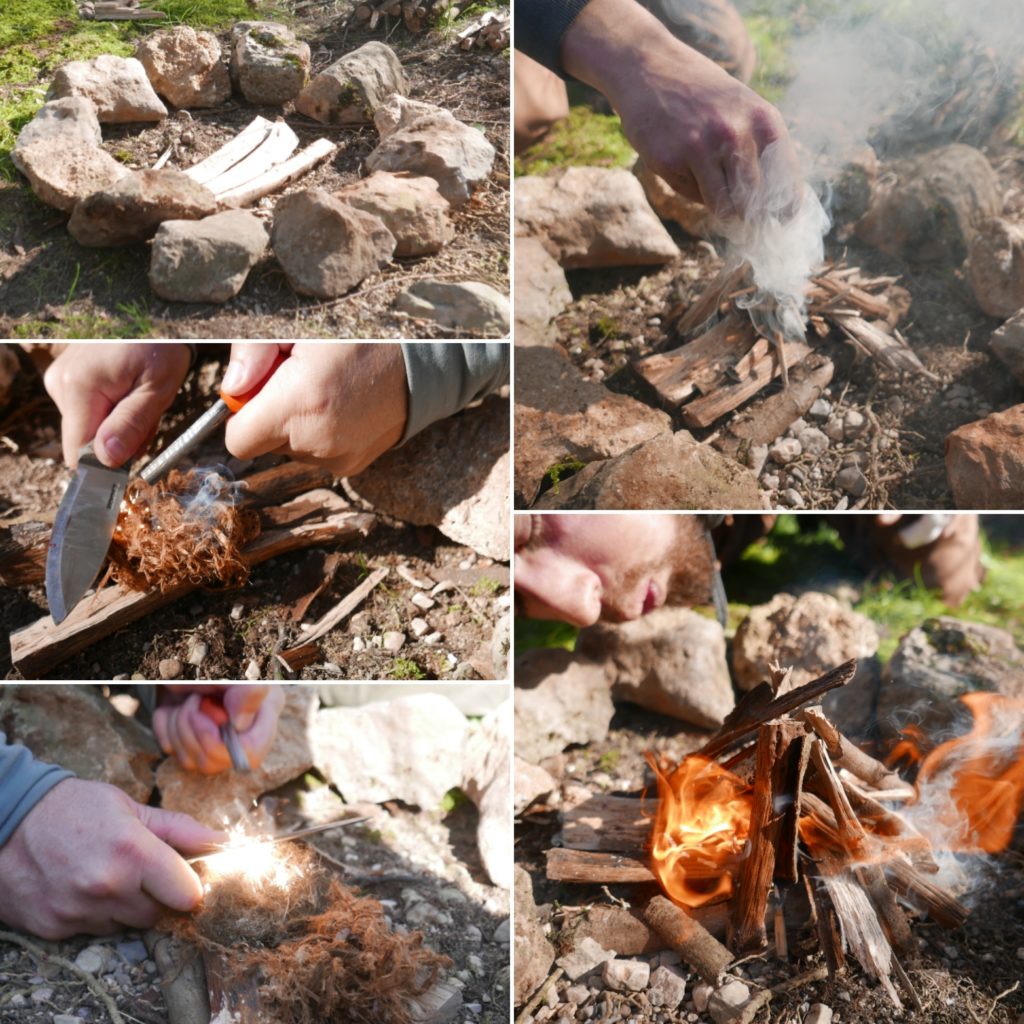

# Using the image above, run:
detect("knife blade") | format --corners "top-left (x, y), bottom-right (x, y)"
top-left (45, 350), bottom-right (287, 623)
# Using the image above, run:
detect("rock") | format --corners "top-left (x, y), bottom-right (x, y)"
top-left (946, 405), bottom-right (1024, 509)
top-left (158, 657), bottom-right (183, 680)
top-left (348, 392), bottom-right (508, 560)
top-left (116, 939), bottom-right (149, 964)
top-left (648, 965), bottom-right (687, 1009)
top-left (136, 26), bottom-right (230, 108)
top-left (74, 946), bottom-right (108, 975)
top-left (516, 166), bottom-right (679, 268)
top-left (809, 398), bottom-right (832, 420)
top-left (0, 685), bottom-right (160, 803)
top-left (158, 687), bottom-right (316, 827)
top-left (366, 95), bottom-right (495, 206)
top-left (797, 426), bottom-right (829, 457)
top-left (601, 958), bottom-right (649, 992)
top-left (149, 209), bottom-right (268, 303)
top-left (514, 648), bottom-right (614, 763)
top-left (633, 156), bottom-right (713, 238)
top-left (13, 98), bottom-right (101, 166)
top-left (49, 55), bottom-right (167, 123)
top-left (556, 936), bottom-right (615, 982)
top-left (880, 617), bottom-right (1024, 739)
top-left (335, 171), bottom-right (452, 257)
top-left (272, 189), bottom-right (395, 298)
top-left (782, 488), bottom-right (805, 508)
top-left (967, 217), bottom-right (1024, 319)
top-left (824, 416), bottom-right (845, 442)
top-left (844, 409), bottom-right (867, 438)
top-left (382, 631), bottom-right (405, 652)
top-left (732, 592), bottom-right (880, 733)
top-left (570, 905), bottom-right (659, 956)
top-left (805, 1005), bottom-right (833, 1024)
top-left (769, 437), bottom-right (801, 465)
top-left (514, 345), bottom-right (672, 506)
top-left (314, 693), bottom-right (467, 807)
top-left (396, 279), bottom-right (509, 335)
top-left (514, 755), bottom-right (556, 813)
top-left (855, 145), bottom-right (1001, 264)
top-left (514, 235), bottom-right (573, 327)
top-left (493, 918), bottom-right (510, 943)
top-left (836, 465), bottom-right (868, 497)
top-left (230, 22), bottom-right (310, 105)
top-left (533, 431), bottom-right (762, 510)
top-left (577, 607), bottom-right (735, 728)
top-left (14, 138), bottom-right (129, 213)
top-left (295, 41), bottom-right (407, 124)
top-left (708, 980), bottom-right (751, 1024)
top-left (990, 311), bottom-right (1024, 386)
top-left (692, 981), bottom-right (714, 1013)
top-left (514, 866), bottom-right (554, 1004)
top-left (186, 639), bottom-right (208, 667)
top-left (462, 701), bottom-right (511, 888)
top-left (68, 169), bottom-right (218, 247)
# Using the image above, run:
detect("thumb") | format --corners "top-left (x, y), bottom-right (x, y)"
top-left (221, 343), bottom-right (291, 396)
top-left (223, 685), bottom-right (269, 733)
top-left (223, 369), bottom-right (291, 460)
top-left (136, 804), bottom-right (227, 853)
top-left (93, 387), bottom-right (166, 468)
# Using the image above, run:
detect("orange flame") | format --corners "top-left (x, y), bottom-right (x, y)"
top-left (645, 753), bottom-right (752, 908)
top-left (915, 693), bottom-right (1024, 855)
top-left (886, 723), bottom-right (927, 769)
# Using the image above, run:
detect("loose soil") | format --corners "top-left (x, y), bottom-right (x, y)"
top-left (0, 346), bottom-right (509, 680)
top-left (0, 3), bottom-right (510, 339)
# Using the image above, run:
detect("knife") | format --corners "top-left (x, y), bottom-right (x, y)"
top-left (199, 694), bottom-right (252, 774)
top-left (46, 350), bottom-right (286, 624)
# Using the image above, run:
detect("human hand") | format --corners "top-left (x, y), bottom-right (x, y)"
top-left (43, 343), bottom-right (192, 469)
top-left (0, 778), bottom-right (223, 939)
top-left (152, 685), bottom-right (285, 774)
top-left (561, 0), bottom-right (802, 220)
top-left (220, 343), bottom-right (408, 476)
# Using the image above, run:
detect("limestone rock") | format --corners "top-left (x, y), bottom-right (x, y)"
top-left (314, 693), bottom-right (468, 808)
top-left (633, 157), bottom-right (713, 238)
top-left (946, 405), bottom-right (1024, 509)
top-left (462, 701), bottom-right (511, 888)
top-left (396, 280), bottom-right (509, 335)
top-left (514, 344), bottom-right (672, 506)
top-left (968, 217), bottom-right (1024, 319)
top-left (709, 980), bottom-right (751, 1024)
top-left (855, 144), bottom-right (1000, 264)
top-left (990, 311), bottom-right (1024, 386)
top-left (136, 26), bottom-right (231, 109)
top-left (0, 685), bottom-right (160, 803)
top-left (335, 171), bottom-right (452, 257)
top-left (578, 607), bottom-right (735, 728)
top-left (157, 686), bottom-right (316, 827)
top-left (557, 936), bottom-right (615, 981)
top-left (13, 98), bottom-right (101, 167)
top-left (514, 648), bottom-right (614, 764)
top-left (68, 169), bottom-right (218, 247)
top-left (516, 166), bottom-right (679, 269)
top-left (514, 865), bottom-right (554, 1005)
top-left (515, 234), bottom-right (572, 327)
top-left (514, 755), bottom-right (556, 813)
top-left (649, 965), bottom-right (687, 1010)
top-left (271, 189), bottom-right (395, 298)
top-left (534, 431), bottom-right (762, 510)
top-left (150, 210), bottom-right (268, 302)
top-left (366, 95), bottom-right (495, 207)
top-left (602, 958), bottom-right (649, 992)
top-left (15, 138), bottom-right (129, 213)
top-left (230, 22), bottom-right (310, 105)
top-left (569, 905), bottom-right (660, 956)
top-left (348, 393), bottom-right (508, 560)
top-left (49, 55), bottom-right (167, 123)
top-left (295, 41), bottom-right (407, 124)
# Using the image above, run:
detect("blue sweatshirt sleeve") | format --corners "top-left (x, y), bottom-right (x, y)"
top-left (0, 733), bottom-right (74, 849)
top-left (516, 0), bottom-right (593, 76)
top-left (399, 343), bottom-right (510, 443)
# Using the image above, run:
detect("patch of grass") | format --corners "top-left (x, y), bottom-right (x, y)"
top-left (598, 749), bottom-right (620, 773)
top-left (470, 575), bottom-right (503, 597)
top-left (390, 657), bottom-right (426, 680)
top-left (514, 617), bottom-right (578, 658)
top-left (543, 457), bottom-right (585, 495)
top-left (591, 314), bottom-right (619, 344)
top-left (515, 105), bottom-right (635, 177)
top-left (744, 13), bottom-right (796, 104)
top-left (11, 306), bottom-right (154, 338)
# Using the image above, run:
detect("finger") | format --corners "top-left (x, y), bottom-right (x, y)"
top-left (135, 829), bottom-right (206, 912)
top-left (691, 156), bottom-right (735, 221)
top-left (177, 694), bottom-right (213, 770)
top-left (724, 138), bottom-right (762, 219)
top-left (223, 367), bottom-right (294, 460)
top-left (152, 708), bottom-right (173, 756)
top-left (93, 384), bottom-right (172, 468)
top-left (167, 705), bottom-right (198, 772)
top-left (54, 387), bottom-right (114, 469)
top-left (223, 685), bottom-right (270, 733)
top-left (111, 892), bottom-right (164, 931)
top-left (221, 343), bottom-right (291, 396)
top-left (237, 687), bottom-right (284, 769)
top-left (136, 804), bottom-right (227, 853)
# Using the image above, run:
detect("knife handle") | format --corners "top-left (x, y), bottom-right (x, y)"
top-left (220, 350), bottom-right (288, 413)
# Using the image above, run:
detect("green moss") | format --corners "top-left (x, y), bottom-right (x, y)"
top-left (543, 457), bottom-right (585, 495)
top-left (591, 314), bottom-right (619, 343)
top-left (439, 787), bottom-right (469, 813)
top-left (515, 105), bottom-right (635, 177)
top-left (470, 575), bottom-right (503, 597)
top-left (514, 618), bottom-right (578, 658)
top-left (390, 657), bottom-right (426, 680)
top-left (598, 749), bottom-right (620, 772)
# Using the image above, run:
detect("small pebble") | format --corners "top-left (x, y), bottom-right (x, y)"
top-left (761, 473), bottom-right (779, 490)
top-left (411, 591), bottom-right (436, 611)
top-left (805, 1005), bottom-right (833, 1024)
top-left (747, 444), bottom-right (769, 476)
top-left (187, 639), bottom-right (208, 667)
top-left (824, 416), bottom-right (846, 442)
top-left (691, 982), bottom-right (713, 1013)
top-left (797, 426), bottom-right (829, 457)
top-left (843, 409), bottom-right (867, 438)
top-left (230, 603), bottom-right (244, 620)
top-left (352, 636), bottom-right (366, 652)
top-left (493, 918), bottom-right (510, 943)
top-left (836, 466), bottom-right (868, 497)
top-left (383, 631), bottom-right (405, 653)
top-left (769, 437), bottom-right (802, 465)
top-left (602, 958), bottom-right (649, 992)
top-left (73, 947), bottom-right (106, 975)
top-left (808, 397), bottom-right (832, 420)
top-left (158, 658), bottom-right (183, 680)
top-left (410, 617), bottom-right (430, 638)
top-left (423, 631), bottom-right (444, 645)
top-left (783, 488), bottom-right (805, 508)
top-left (244, 659), bottom-right (260, 681)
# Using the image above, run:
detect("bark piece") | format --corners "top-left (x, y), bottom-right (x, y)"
top-left (642, 895), bottom-right (733, 985)
top-left (545, 848), bottom-right (655, 884)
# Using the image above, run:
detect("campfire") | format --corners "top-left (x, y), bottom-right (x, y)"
top-left (546, 660), bottom-right (1024, 1009)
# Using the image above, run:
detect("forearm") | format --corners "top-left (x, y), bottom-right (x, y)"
top-left (515, 0), bottom-right (592, 75)
top-left (399, 343), bottom-right (510, 442)
top-left (0, 735), bottom-right (74, 848)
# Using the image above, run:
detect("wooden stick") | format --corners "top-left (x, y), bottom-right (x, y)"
top-left (642, 895), bottom-right (733, 985)
top-left (545, 848), bottom-right (655, 884)
top-left (674, 261), bottom-right (751, 338)
top-left (284, 566), bottom-right (387, 649)
top-left (829, 314), bottom-right (939, 381)
top-left (798, 707), bottom-right (906, 792)
top-left (206, 121), bottom-right (300, 197)
top-left (184, 116), bottom-right (274, 186)
top-left (218, 138), bottom-right (337, 208)
top-left (776, 733), bottom-right (812, 884)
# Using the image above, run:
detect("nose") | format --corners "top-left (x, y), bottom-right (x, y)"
top-left (514, 550), bottom-right (603, 627)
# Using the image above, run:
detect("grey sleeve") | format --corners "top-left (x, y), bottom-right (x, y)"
top-left (399, 343), bottom-right (510, 443)
top-left (516, 0), bottom-right (593, 76)
top-left (0, 733), bottom-right (74, 849)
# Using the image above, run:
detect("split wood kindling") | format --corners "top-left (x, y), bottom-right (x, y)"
top-left (539, 659), bottom-right (970, 1005)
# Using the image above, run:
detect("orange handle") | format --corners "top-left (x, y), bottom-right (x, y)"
top-left (200, 695), bottom-right (229, 727)
top-left (220, 350), bottom-right (288, 414)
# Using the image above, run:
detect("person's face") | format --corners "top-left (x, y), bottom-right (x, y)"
top-left (514, 514), bottom-right (716, 627)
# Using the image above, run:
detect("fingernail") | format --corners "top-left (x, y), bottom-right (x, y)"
top-left (221, 360), bottom-right (244, 393)
top-left (101, 435), bottom-right (127, 465)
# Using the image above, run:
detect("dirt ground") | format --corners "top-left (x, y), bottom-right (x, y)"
top-left (0, 4), bottom-right (510, 339)
top-left (0, 345), bottom-right (509, 680)
top-left (531, 140), bottom-right (1024, 512)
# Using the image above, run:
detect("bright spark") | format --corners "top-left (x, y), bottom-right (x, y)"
top-left (201, 828), bottom-right (298, 893)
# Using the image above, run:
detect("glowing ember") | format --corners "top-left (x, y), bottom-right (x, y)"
top-left (200, 828), bottom-right (299, 894)
top-left (646, 753), bottom-right (752, 908)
